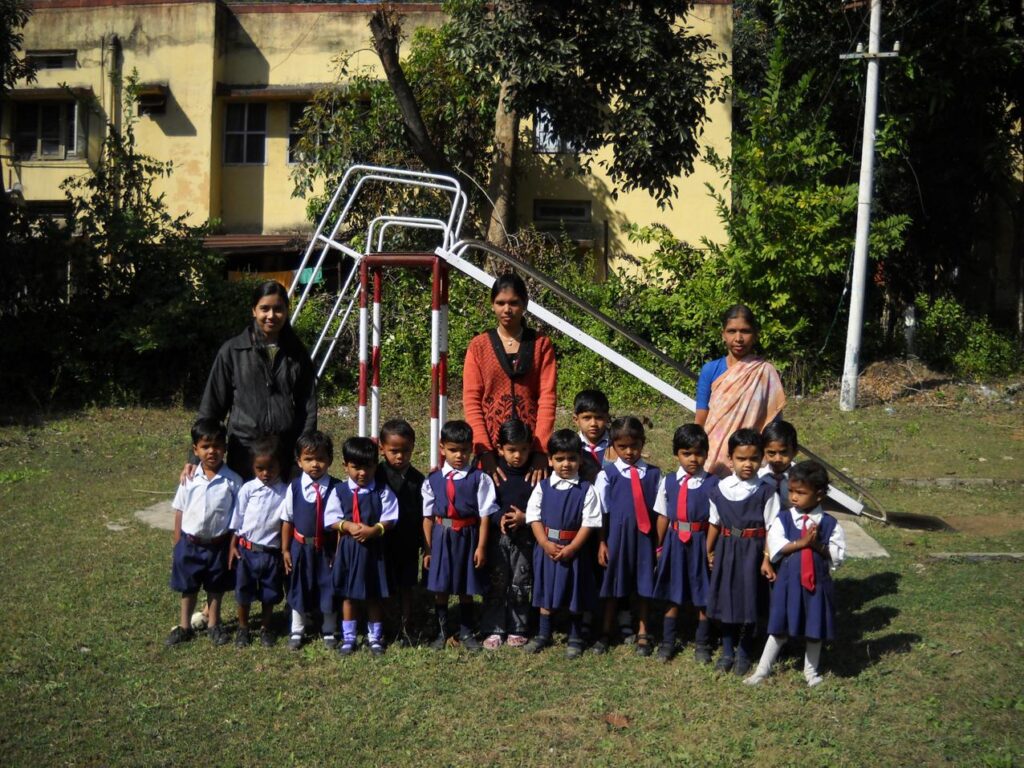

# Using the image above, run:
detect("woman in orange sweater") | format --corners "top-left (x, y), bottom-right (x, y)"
top-left (463, 273), bottom-right (557, 485)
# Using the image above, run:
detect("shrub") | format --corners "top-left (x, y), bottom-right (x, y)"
top-left (914, 294), bottom-right (1019, 380)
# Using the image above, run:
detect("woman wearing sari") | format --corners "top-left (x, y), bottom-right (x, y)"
top-left (694, 305), bottom-right (786, 477)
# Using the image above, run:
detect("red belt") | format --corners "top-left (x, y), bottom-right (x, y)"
top-left (544, 526), bottom-right (578, 542)
top-left (434, 515), bottom-right (480, 532)
top-left (292, 530), bottom-right (323, 549)
top-left (672, 521), bottom-right (709, 533)
top-left (721, 526), bottom-right (766, 539)
top-left (239, 537), bottom-right (279, 553)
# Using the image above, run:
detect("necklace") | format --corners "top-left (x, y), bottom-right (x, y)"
top-left (498, 328), bottom-right (522, 347)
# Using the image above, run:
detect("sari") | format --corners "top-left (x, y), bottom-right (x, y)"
top-left (704, 357), bottom-right (786, 477)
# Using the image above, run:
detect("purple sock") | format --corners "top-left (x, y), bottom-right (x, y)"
top-left (342, 620), bottom-right (357, 643)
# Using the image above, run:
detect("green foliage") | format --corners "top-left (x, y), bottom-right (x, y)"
top-left (0, 73), bottom-right (249, 408)
top-left (1, 0), bottom-right (34, 94)
top-left (914, 294), bottom-right (1019, 380)
top-left (446, 0), bottom-right (726, 205)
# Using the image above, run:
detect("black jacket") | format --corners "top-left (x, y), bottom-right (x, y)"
top-left (198, 326), bottom-right (317, 453)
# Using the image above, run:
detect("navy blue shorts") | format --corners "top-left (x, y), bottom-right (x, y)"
top-left (170, 537), bottom-right (232, 595)
top-left (235, 547), bottom-right (284, 606)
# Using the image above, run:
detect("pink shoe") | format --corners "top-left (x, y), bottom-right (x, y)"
top-left (506, 634), bottom-right (528, 648)
top-left (483, 634), bottom-right (504, 650)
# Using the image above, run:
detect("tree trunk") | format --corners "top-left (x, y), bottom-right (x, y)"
top-left (369, 6), bottom-right (450, 174)
top-left (485, 79), bottom-right (518, 250)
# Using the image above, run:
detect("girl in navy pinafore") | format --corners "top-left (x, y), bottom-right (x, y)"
top-left (653, 423), bottom-right (720, 663)
top-left (745, 459), bottom-right (846, 687)
top-left (532, 477), bottom-right (598, 616)
top-left (333, 482), bottom-right (391, 602)
top-left (285, 475), bottom-right (338, 622)
top-left (426, 468), bottom-right (488, 596)
top-left (593, 416), bottom-right (664, 656)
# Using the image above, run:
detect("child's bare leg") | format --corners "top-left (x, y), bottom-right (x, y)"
top-left (179, 593), bottom-right (198, 630)
top-left (601, 599), bottom-right (617, 637)
top-left (206, 593), bottom-right (223, 626)
top-left (259, 602), bottom-right (274, 631)
top-left (237, 602), bottom-right (251, 629)
top-left (636, 599), bottom-right (649, 639)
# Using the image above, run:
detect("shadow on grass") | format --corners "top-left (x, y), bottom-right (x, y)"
top-left (829, 571), bottom-right (920, 678)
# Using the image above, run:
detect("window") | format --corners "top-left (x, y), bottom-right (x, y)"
top-left (288, 102), bottom-right (331, 164)
top-left (534, 108), bottom-right (578, 154)
top-left (533, 199), bottom-right (592, 224)
top-left (25, 50), bottom-right (76, 70)
top-left (224, 103), bottom-right (266, 164)
top-left (14, 100), bottom-right (83, 160)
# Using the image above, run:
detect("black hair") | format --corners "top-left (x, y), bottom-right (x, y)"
top-left (440, 419), bottom-right (473, 445)
top-left (789, 460), bottom-right (830, 493)
top-left (251, 279), bottom-right (290, 311)
top-left (295, 430), bottom-right (334, 462)
top-left (762, 420), bottom-right (798, 452)
top-left (490, 272), bottom-right (529, 304)
top-left (379, 419), bottom-right (415, 444)
top-left (721, 303), bottom-right (760, 332)
top-left (573, 389), bottom-right (610, 416)
top-left (497, 418), bottom-right (532, 447)
top-left (672, 424), bottom-right (709, 454)
top-left (342, 436), bottom-right (378, 466)
top-left (609, 415), bottom-right (645, 443)
top-left (250, 434), bottom-right (282, 464)
top-left (191, 417), bottom-right (226, 445)
top-left (548, 429), bottom-right (583, 456)
top-left (727, 428), bottom-right (763, 456)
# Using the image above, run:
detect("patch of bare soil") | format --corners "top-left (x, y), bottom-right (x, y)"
top-left (855, 359), bottom-right (953, 405)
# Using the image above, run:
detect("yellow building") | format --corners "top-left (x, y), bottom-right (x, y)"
top-left (3, 0), bottom-right (731, 271)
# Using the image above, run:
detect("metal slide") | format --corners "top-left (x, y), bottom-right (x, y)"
top-left (289, 165), bottom-right (886, 522)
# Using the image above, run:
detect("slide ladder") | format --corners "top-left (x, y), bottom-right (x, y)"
top-left (288, 165), bottom-right (886, 522)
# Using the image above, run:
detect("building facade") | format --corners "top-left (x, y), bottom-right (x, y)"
top-left (3, 0), bottom-right (732, 270)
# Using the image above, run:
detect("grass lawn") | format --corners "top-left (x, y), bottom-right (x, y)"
top-left (1, 393), bottom-right (1022, 767)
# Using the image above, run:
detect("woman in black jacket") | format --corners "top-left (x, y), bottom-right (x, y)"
top-left (186, 280), bottom-right (317, 480)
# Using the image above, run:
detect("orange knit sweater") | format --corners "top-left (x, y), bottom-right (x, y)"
top-left (462, 330), bottom-right (557, 455)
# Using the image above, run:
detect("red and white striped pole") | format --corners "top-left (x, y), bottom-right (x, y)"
top-left (439, 261), bottom-right (450, 429)
top-left (370, 267), bottom-right (382, 441)
top-left (357, 258), bottom-right (369, 437)
top-left (429, 255), bottom-right (442, 469)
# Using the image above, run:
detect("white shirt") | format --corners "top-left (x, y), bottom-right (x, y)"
top-left (421, 463), bottom-right (498, 518)
top-left (708, 474), bottom-right (780, 528)
top-left (323, 478), bottom-right (399, 527)
top-left (172, 464), bottom-right (242, 539)
top-left (656, 468), bottom-right (710, 518)
top-left (758, 465), bottom-right (791, 506)
top-left (579, 430), bottom-right (611, 463)
top-left (593, 458), bottom-right (667, 517)
top-left (280, 472), bottom-right (342, 523)
top-left (525, 475), bottom-right (603, 528)
top-left (767, 505), bottom-right (846, 570)
top-left (230, 478), bottom-right (288, 547)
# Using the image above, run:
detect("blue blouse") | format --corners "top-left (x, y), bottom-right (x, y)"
top-left (695, 357), bottom-right (728, 411)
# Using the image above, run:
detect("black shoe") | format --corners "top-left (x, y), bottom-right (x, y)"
top-left (234, 626), bottom-right (252, 648)
top-left (565, 641), bottom-right (584, 661)
top-left (208, 624), bottom-right (232, 647)
top-left (523, 636), bottom-right (551, 654)
top-left (635, 633), bottom-right (653, 657)
top-left (286, 632), bottom-right (304, 651)
top-left (694, 643), bottom-right (713, 664)
top-left (369, 640), bottom-right (386, 657)
top-left (590, 636), bottom-right (610, 655)
top-left (260, 628), bottom-right (275, 648)
top-left (459, 633), bottom-right (482, 652)
top-left (715, 655), bottom-right (735, 673)
top-left (165, 625), bottom-right (194, 647)
top-left (733, 656), bottom-right (753, 676)
top-left (429, 633), bottom-right (448, 651)
top-left (322, 634), bottom-right (340, 651)
top-left (337, 639), bottom-right (357, 656)
top-left (656, 642), bottom-right (675, 663)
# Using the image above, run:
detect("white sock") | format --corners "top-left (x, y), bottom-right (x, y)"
top-left (804, 640), bottom-right (823, 685)
top-left (290, 610), bottom-right (305, 635)
top-left (745, 634), bottom-right (786, 685)
top-left (322, 611), bottom-right (338, 636)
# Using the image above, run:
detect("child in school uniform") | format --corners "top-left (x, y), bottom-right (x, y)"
top-left (422, 420), bottom-right (499, 651)
top-left (745, 460), bottom-right (846, 687)
top-left (281, 431), bottom-right (342, 651)
top-left (377, 419), bottom-right (425, 646)
top-left (652, 424), bottom-right (720, 663)
top-left (758, 420), bottom-right (799, 585)
top-left (166, 418), bottom-right (243, 647)
top-left (327, 437), bottom-right (399, 656)
top-left (574, 389), bottom-right (614, 484)
top-left (593, 416), bottom-right (665, 656)
top-left (228, 436), bottom-right (288, 648)
top-left (481, 419), bottom-right (536, 649)
top-left (705, 428), bottom-right (782, 675)
top-left (524, 429), bottom-right (602, 659)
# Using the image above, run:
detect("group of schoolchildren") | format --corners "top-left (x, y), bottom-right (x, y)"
top-left (167, 390), bottom-right (846, 687)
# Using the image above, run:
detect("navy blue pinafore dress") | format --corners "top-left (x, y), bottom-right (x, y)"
top-left (425, 469), bottom-right (487, 596)
top-left (333, 484), bottom-right (391, 601)
top-left (706, 482), bottom-right (773, 625)
top-left (531, 479), bottom-right (597, 613)
top-left (599, 465), bottom-right (661, 600)
top-left (286, 476), bottom-right (338, 615)
top-left (767, 511), bottom-right (838, 641)
top-left (653, 473), bottom-right (719, 608)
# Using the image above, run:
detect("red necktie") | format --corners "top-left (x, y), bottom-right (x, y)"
top-left (352, 488), bottom-right (362, 525)
top-left (446, 471), bottom-right (457, 519)
top-left (589, 445), bottom-right (601, 464)
top-left (800, 515), bottom-right (816, 592)
top-left (629, 466), bottom-right (651, 535)
top-left (313, 481), bottom-right (324, 549)
top-left (676, 474), bottom-right (691, 543)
